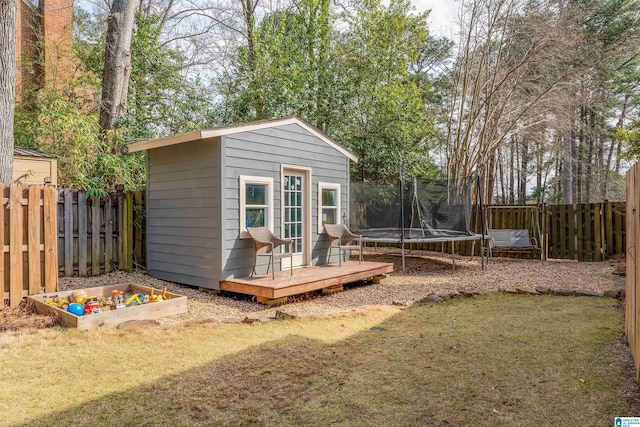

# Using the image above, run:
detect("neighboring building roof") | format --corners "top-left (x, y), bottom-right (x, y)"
top-left (14, 146), bottom-right (57, 158)
top-left (127, 116), bottom-right (358, 163)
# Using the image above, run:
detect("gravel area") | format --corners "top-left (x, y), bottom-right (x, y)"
top-left (58, 250), bottom-right (624, 326)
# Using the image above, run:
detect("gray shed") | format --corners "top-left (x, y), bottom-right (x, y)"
top-left (128, 116), bottom-right (358, 290)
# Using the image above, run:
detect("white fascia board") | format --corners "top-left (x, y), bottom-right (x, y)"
top-left (127, 130), bottom-right (203, 153)
top-left (126, 116), bottom-right (358, 163)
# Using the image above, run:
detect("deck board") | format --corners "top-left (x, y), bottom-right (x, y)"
top-left (220, 261), bottom-right (394, 299)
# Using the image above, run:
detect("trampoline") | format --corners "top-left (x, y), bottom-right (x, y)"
top-left (350, 175), bottom-right (489, 272)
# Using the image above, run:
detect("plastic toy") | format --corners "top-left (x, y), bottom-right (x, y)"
top-left (109, 290), bottom-right (126, 308)
top-left (149, 288), bottom-right (163, 303)
top-left (44, 295), bottom-right (70, 310)
top-left (83, 297), bottom-right (100, 314)
top-left (125, 293), bottom-right (144, 306)
top-left (67, 303), bottom-right (84, 316)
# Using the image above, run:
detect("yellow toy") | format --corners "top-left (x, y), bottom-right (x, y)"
top-left (149, 287), bottom-right (163, 303)
top-left (44, 295), bottom-right (70, 310)
top-left (125, 293), bottom-right (144, 306)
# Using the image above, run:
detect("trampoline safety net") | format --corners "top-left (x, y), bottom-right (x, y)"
top-left (350, 178), bottom-right (475, 240)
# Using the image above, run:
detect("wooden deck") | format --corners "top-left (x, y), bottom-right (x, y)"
top-left (220, 261), bottom-right (394, 301)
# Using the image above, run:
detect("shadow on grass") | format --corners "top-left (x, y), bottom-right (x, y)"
top-left (16, 295), bottom-right (639, 427)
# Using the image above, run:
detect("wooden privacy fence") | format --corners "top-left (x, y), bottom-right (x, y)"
top-left (355, 202), bottom-right (626, 261)
top-left (626, 163), bottom-right (640, 381)
top-left (57, 190), bottom-right (145, 277)
top-left (2, 184), bottom-right (58, 308)
top-left (546, 202), bottom-right (625, 261)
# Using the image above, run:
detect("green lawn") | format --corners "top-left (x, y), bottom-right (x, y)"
top-left (1, 294), bottom-right (637, 426)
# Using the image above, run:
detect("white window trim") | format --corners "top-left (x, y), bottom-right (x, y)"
top-left (318, 182), bottom-right (341, 233)
top-left (239, 175), bottom-right (274, 239)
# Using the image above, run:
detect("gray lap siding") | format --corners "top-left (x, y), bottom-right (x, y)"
top-left (221, 123), bottom-right (349, 279)
top-left (146, 139), bottom-right (222, 288)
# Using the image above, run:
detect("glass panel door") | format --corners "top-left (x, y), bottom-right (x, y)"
top-left (283, 173), bottom-right (305, 267)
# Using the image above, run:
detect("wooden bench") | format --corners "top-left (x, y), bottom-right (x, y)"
top-left (488, 229), bottom-right (539, 258)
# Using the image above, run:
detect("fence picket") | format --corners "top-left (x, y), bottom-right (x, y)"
top-left (78, 191), bottom-right (87, 276)
top-left (134, 191), bottom-right (143, 266)
top-left (27, 186), bottom-right (41, 295)
top-left (9, 184), bottom-right (23, 308)
top-left (43, 186), bottom-right (57, 292)
top-left (63, 190), bottom-right (73, 276)
top-left (91, 197), bottom-right (101, 276)
top-left (105, 196), bottom-right (113, 273)
top-left (605, 202), bottom-right (613, 258)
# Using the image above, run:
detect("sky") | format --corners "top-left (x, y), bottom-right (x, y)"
top-left (410, 0), bottom-right (459, 38)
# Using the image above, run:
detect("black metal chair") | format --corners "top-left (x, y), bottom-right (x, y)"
top-left (247, 226), bottom-right (293, 279)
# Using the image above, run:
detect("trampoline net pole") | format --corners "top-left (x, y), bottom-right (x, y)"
top-left (477, 175), bottom-right (486, 270)
top-left (400, 164), bottom-right (406, 274)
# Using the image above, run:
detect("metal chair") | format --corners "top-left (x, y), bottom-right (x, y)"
top-left (324, 224), bottom-right (362, 266)
top-left (247, 227), bottom-right (293, 279)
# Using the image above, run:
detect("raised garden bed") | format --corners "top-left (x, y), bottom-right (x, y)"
top-left (27, 284), bottom-right (187, 329)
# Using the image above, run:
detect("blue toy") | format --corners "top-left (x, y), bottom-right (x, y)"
top-left (67, 303), bottom-right (84, 316)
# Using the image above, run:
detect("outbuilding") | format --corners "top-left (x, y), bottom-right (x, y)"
top-left (13, 147), bottom-right (58, 185)
top-left (128, 116), bottom-right (359, 290)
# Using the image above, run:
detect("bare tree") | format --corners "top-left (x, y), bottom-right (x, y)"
top-left (99, 0), bottom-right (138, 132)
top-left (445, 0), bottom-right (579, 203)
top-left (0, 0), bottom-right (16, 183)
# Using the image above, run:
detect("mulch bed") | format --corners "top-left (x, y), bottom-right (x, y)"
top-left (0, 304), bottom-right (59, 332)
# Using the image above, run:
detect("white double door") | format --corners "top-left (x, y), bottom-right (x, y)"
top-left (282, 170), bottom-right (309, 269)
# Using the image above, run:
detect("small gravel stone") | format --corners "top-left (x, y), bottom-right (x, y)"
top-left (57, 252), bottom-right (625, 327)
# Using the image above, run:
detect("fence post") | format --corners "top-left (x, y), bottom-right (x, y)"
top-left (117, 190), bottom-right (133, 272)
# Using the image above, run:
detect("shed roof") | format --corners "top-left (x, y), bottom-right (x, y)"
top-left (127, 116), bottom-right (358, 163)
top-left (14, 146), bottom-right (57, 158)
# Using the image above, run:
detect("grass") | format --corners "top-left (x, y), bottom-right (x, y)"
top-left (0, 294), bottom-right (637, 426)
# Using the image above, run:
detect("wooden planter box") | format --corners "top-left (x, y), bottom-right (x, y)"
top-left (27, 284), bottom-right (187, 329)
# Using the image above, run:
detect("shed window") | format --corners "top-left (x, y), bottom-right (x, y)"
top-left (318, 182), bottom-right (341, 233)
top-left (240, 176), bottom-right (274, 238)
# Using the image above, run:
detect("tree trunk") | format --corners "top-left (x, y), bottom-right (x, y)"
top-left (241, 0), bottom-right (263, 119)
top-left (519, 137), bottom-right (528, 204)
top-left (0, 0), bottom-right (16, 183)
top-left (609, 94), bottom-right (629, 185)
top-left (486, 150), bottom-right (496, 205)
top-left (99, 0), bottom-right (137, 133)
top-left (509, 138), bottom-right (515, 204)
top-left (562, 131), bottom-right (572, 204)
top-left (536, 141), bottom-right (543, 203)
top-left (585, 109), bottom-right (594, 203)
